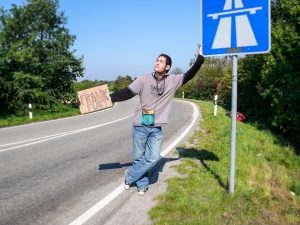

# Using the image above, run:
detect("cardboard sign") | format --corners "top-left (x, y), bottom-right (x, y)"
top-left (77, 84), bottom-right (112, 114)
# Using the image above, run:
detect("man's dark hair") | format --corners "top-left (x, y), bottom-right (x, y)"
top-left (158, 54), bottom-right (172, 73)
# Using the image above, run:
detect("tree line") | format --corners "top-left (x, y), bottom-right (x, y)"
top-left (73, 75), bottom-right (133, 95)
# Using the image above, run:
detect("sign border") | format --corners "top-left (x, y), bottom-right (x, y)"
top-left (200, 0), bottom-right (271, 57)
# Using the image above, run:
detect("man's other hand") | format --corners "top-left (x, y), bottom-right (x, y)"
top-left (198, 46), bottom-right (203, 56)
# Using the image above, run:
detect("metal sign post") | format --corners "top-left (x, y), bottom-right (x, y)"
top-left (229, 55), bottom-right (238, 194)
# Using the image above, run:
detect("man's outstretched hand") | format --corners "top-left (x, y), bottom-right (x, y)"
top-left (198, 46), bottom-right (203, 56)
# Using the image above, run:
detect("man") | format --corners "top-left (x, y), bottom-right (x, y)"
top-left (110, 48), bottom-right (204, 195)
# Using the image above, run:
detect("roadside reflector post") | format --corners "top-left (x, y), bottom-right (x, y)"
top-left (28, 103), bottom-right (33, 120)
top-left (214, 95), bottom-right (218, 116)
top-left (229, 55), bottom-right (238, 194)
top-left (182, 91), bottom-right (185, 99)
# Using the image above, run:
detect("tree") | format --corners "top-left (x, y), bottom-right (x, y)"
top-left (176, 56), bottom-right (230, 101)
top-left (112, 75), bottom-right (133, 92)
top-left (237, 0), bottom-right (300, 145)
top-left (171, 67), bottom-right (183, 75)
top-left (0, 0), bottom-right (84, 114)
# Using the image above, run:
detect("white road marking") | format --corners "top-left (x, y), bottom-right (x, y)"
top-left (160, 101), bottom-right (199, 157)
top-left (0, 114), bottom-right (132, 153)
top-left (68, 100), bottom-right (199, 225)
top-left (0, 103), bottom-right (118, 131)
top-left (0, 130), bottom-right (78, 148)
top-left (68, 185), bottom-right (124, 225)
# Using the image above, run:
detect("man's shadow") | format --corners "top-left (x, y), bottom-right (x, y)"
top-left (98, 158), bottom-right (177, 187)
top-left (177, 147), bottom-right (228, 190)
top-left (99, 162), bottom-right (132, 170)
top-left (98, 148), bottom-right (227, 190)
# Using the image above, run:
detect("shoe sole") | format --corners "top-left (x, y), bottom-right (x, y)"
top-left (124, 184), bottom-right (130, 190)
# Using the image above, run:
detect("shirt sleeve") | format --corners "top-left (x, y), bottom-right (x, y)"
top-left (128, 76), bottom-right (143, 95)
top-left (109, 87), bottom-right (135, 103)
top-left (171, 74), bottom-right (184, 90)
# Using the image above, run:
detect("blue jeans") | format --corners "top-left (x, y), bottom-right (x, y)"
top-left (126, 126), bottom-right (163, 191)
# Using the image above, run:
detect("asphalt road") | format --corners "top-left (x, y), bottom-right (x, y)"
top-left (0, 98), bottom-right (194, 225)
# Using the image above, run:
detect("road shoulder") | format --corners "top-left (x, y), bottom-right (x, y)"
top-left (103, 150), bottom-right (185, 225)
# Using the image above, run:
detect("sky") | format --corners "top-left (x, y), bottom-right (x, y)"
top-left (1, 0), bottom-right (200, 81)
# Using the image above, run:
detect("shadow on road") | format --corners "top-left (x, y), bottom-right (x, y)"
top-left (99, 162), bottom-right (132, 170)
top-left (98, 157), bottom-right (179, 187)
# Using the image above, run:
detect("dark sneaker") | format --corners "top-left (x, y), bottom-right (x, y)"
top-left (124, 169), bottom-right (131, 190)
top-left (124, 180), bottom-right (130, 190)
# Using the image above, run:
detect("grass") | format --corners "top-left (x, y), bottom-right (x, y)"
top-left (0, 108), bottom-right (80, 127)
top-left (149, 100), bottom-right (300, 225)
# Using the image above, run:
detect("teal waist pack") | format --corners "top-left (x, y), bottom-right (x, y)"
top-left (141, 109), bottom-right (155, 126)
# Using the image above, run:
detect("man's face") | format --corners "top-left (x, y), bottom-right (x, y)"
top-left (154, 56), bottom-right (170, 75)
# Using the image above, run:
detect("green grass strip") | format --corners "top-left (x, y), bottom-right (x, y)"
top-left (0, 109), bottom-right (80, 127)
top-left (149, 100), bottom-right (300, 225)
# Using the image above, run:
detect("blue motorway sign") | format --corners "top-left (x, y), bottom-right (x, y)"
top-left (200, 0), bottom-right (271, 56)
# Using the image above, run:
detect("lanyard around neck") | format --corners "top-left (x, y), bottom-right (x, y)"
top-left (152, 73), bottom-right (166, 96)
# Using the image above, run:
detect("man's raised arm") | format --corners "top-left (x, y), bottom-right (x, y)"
top-left (182, 48), bottom-right (204, 85)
